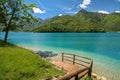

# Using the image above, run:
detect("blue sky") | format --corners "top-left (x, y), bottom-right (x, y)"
top-left (25, 0), bottom-right (120, 19)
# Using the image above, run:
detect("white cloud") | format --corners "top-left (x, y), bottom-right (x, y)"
top-left (79, 4), bottom-right (87, 9)
top-left (32, 7), bottom-right (46, 14)
top-left (79, 0), bottom-right (91, 9)
top-left (74, 12), bottom-right (78, 14)
top-left (83, 0), bottom-right (91, 5)
top-left (115, 10), bottom-right (120, 13)
top-left (98, 10), bottom-right (109, 14)
top-left (58, 14), bottom-right (62, 16)
top-left (117, 0), bottom-right (120, 2)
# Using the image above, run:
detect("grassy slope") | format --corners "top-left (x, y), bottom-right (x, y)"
top-left (0, 40), bottom-right (63, 80)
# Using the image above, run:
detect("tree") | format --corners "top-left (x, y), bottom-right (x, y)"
top-left (0, 0), bottom-right (38, 42)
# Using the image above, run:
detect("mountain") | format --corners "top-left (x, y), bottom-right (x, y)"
top-left (0, 18), bottom-right (44, 32)
top-left (32, 9), bottom-right (120, 32)
top-left (19, 18), bottom-right (44, 31)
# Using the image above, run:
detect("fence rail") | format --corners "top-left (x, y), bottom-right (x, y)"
top-left (59, 53), bottom-right (93, 80)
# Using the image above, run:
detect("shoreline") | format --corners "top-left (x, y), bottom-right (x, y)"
top-left (21, 46), bottom-right (107, 80)
top-left (1, 33), bottom-right (120, 80)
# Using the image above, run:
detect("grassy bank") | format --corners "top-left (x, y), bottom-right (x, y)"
top-left (0, 40), bottom-right (64, 80)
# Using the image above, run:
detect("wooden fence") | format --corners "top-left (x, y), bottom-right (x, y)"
top-left (59, 53), bottom-right (93, 80)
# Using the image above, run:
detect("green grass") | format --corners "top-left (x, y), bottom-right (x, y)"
top-left (0, 40), bottom-right (64, 80)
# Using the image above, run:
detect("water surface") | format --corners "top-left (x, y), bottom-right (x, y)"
top-left (0, 32), bottom-right (120, 80)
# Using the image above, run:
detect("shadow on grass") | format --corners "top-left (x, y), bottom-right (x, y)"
top-left (0, 40), bottom-right (15, 47)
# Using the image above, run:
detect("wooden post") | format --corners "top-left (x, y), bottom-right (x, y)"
top-left (62, 53), bottom-right (64, 62)
top-left (75, 74), bottom-right (78, 80)
top-left (73, 54), bottom-right (75, 64)
top-left (88, 60), bottom-right (93, 77)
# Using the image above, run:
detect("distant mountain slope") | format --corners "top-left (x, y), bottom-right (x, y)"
top-left (32, 9), bottom-right (120, 32)
top-left (19, 18), bottom-right (44, 31)
top-left (0, 18), bottom-right (44, 32)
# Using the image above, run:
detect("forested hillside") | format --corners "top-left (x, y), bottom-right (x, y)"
top-left (32, 9), bottom-right (120, 32)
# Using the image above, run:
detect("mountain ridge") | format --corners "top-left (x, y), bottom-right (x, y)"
top-left (32, 9), bottom-right (120, 32)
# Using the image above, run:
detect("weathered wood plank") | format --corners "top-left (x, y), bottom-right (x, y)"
top-left (58, 67), bottom-right (89, 80)
top-left (78, 70), bottom-right (89, 79)
top-left (75, 58), bottom-right (90, 64)
top-left (75, 62), bottom-right (88, 67)
top-left (61, 53), bottom-right (93, 80)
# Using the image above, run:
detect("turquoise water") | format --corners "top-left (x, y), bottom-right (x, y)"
top-left (0, 32), bottom-right (120, 80)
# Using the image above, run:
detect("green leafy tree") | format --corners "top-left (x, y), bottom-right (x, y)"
top-left (0, 0), bottom-right (38, 42)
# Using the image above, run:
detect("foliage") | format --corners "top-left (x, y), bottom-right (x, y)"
top-left (0, 40), bottom-right (64, 80)
top-left (32, 9), bottom-right (120, 32)
top-left (0, 0), bottom-right (39, 42)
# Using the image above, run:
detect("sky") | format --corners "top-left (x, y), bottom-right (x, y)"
top-left (25, 0), bottom-right (120, 19)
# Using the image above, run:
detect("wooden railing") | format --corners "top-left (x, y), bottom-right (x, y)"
top-left (59, 53), bottom-right (93, 80)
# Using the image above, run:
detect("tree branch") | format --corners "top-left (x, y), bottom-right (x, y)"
top-left (0, 7), bottom-right (7, 27)
top-left (8, 9), bottom-right (16, 28)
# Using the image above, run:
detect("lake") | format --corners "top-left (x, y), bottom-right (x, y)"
top-left (0, 32), bottom-right (120, 80)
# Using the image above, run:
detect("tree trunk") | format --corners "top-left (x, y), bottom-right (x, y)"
top-left (4, 27), bottom-right (9, 43)
top-left (3, 9), bottom-right (16, 43)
